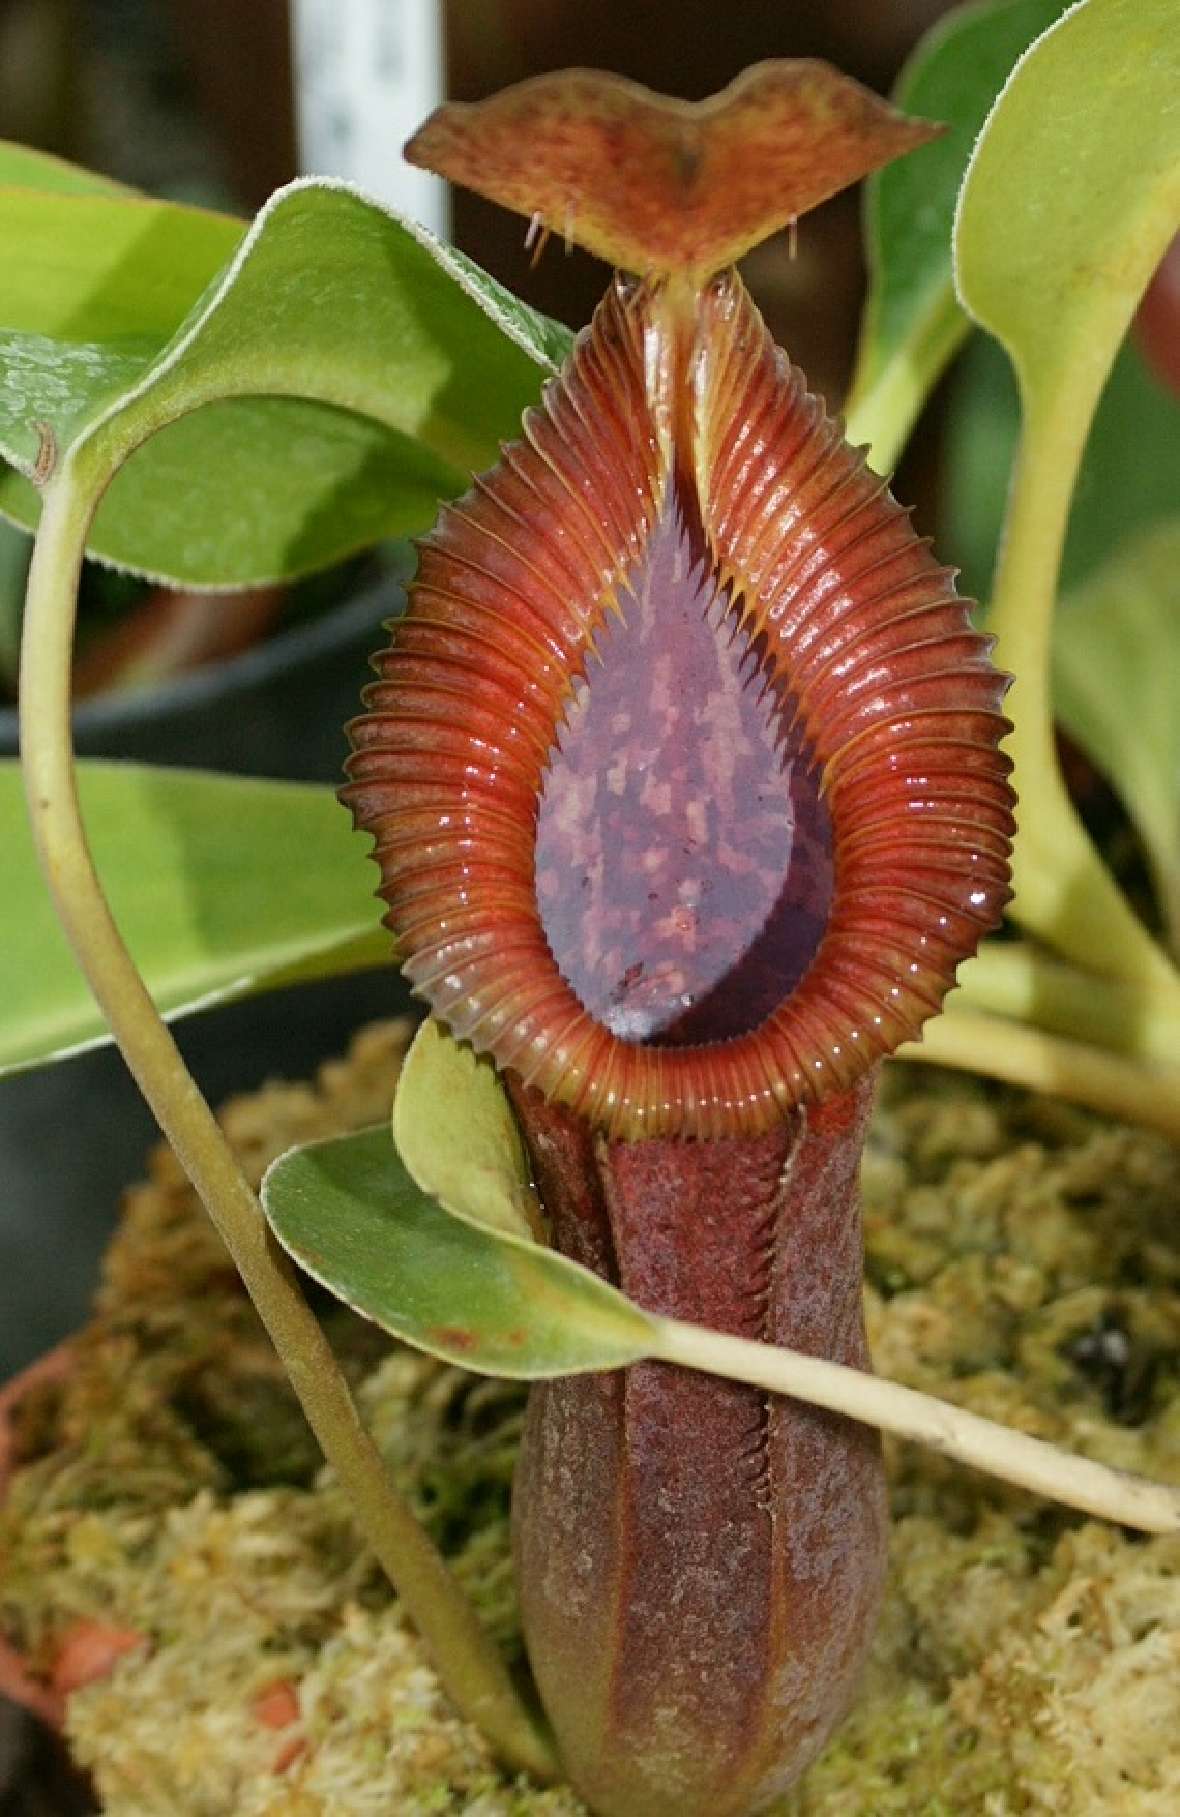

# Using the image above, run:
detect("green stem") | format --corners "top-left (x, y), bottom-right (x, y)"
top-left (900, 1005), bottom-right (1180, 1143)
top-left (652, 1318), bottom-right (1180, 1534)
top-left (843, 297), bottom-right (966, 476)
top-left (18, 446), bottom-right (557, 1786)
top-left (957, 941), bottom-right (1180, 1070)
top-left (988, 380), bottom-right (1180, 1011)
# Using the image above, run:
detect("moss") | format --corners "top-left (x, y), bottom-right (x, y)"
top-left (791, 1068), bottom-right (1180, 1816)
top-left (2, 1030), bottom-right (1179, 1813)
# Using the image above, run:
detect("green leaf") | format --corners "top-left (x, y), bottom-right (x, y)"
top-left (954, 0), bottom-right (1180, 410)
top-left (845, 0), bottom-right (1065, 470)
top-left (260, 1126), bottom-right (1180, 1531)
top-left (0, 190), bottom-right (243, 432)
top-left (0, 139), bottom-right (132, 196)
top-left (9, 398), bottom-right (462, 588)
top-left (392, 1018), bottom-right (542, 1241)
top-left (1054, 521), bottom-right (1180, 952)
top-left (953, 0), bottom-right (1180, 1001)
top-left (0, 182), bottom-right (247, 570)
top-left (0, 759), bottom-right (384, 1073)
top-left (1, 179), bottom-right (572, 585)
top-left (261, 1125), bottom-right (654, 1378)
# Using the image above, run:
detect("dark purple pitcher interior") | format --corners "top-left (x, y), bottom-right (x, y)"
top-left (534, 504), bottom-right (834, 1045)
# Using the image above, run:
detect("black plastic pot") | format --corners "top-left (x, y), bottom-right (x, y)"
top-left (0, 577), bottom-right (415, 1377)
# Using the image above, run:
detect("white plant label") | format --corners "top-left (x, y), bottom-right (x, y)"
top-left (292, 0), bottom-right (449, 234)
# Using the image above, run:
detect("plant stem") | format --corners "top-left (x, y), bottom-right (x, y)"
top-left (957, 941), bottom-right (1180, 1071)
top-left (18, 449), bottom-right (557, 1785)
top-left (988, 379), bottom-right (1180, 1012)
top-left (652, 1318), bottom-right (1180, 1534)
top-left (899, 1005), bottom-right (1180, 1144)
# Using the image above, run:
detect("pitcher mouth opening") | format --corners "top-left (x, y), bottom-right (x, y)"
top-left (534, 495), bottom-right (834, 1051)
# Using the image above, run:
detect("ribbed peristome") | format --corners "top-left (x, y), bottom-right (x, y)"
top-left (343, 271), bottom-right (1013, 1140)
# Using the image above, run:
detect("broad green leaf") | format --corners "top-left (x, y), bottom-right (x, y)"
top-left (1053, 521), bottom-right (1180, 952)
top-left (6, 399), bottom-right (462, 588)
top-left (0, 139), bottom-right (131, 196)
top-left (845, 0), bottom-right (1064, 470)
top-left (0, 178), bottom-right (572, 584)
top-left (393, 1018), bottom-right (541, 1241)
top-left (261, 1126), bottom-right (654, 1378)
top-left (954, 0), bottom-right (1180, 410)
top-left (0, 759), bottom-right (382, 1073)
top-left (953, 0), bottom-right (1180, 1002)
top-left (0, 191), bottom-right (243, 446)
top-left (0, 200), bottom-right (231, 343)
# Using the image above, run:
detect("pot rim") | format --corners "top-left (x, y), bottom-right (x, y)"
top-left (0, 569), bottom-right (399, 752)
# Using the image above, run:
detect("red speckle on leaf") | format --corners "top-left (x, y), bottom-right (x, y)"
top-left (431, 1325), bottom-right (480, 1353)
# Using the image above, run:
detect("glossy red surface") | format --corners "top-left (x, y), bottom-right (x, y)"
top-left (344, 272), bottom-right (1013, 1138)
